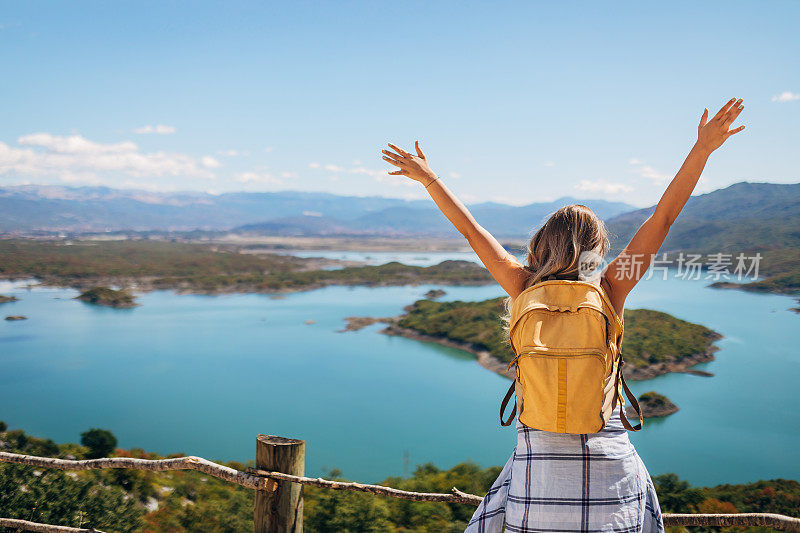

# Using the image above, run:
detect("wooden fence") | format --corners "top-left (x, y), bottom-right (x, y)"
top-left (2, 435), bottom-right (799, 532)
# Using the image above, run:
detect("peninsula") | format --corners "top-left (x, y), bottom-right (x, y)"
top-left (344, 297), bottom-right (721, 416)
top-left (354, 297), bottom-right (721, 382)
top-left (0, 239), bottom-right (494, 296)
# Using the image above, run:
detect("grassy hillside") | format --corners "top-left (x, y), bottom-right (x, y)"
top-left (0, 423), bottom-right (796, 532)
top-left (605, 182), bottom-right (800, 294)
top-left (395, 297), bottom-right (720, 372)
top-left (621, 309), bottom-right (721, 368)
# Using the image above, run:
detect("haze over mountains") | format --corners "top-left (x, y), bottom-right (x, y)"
top-left (1, 182), bottom-right (798, 252)
top-left (0, 185), bottom-right (634, 238)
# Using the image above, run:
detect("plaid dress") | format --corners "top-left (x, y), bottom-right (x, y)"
top-left (465, 404), bottom-right (664, 532)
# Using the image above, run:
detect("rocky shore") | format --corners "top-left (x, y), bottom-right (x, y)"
top-left (622, 339), bottom-right (721, 380)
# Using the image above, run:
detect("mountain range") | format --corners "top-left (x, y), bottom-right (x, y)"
top-left (1, 182), bottom-right (798, 253)
top-left (0, 185), bottom-right (634, 238)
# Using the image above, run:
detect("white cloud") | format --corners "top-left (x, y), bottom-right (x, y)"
top-left (629, 158), bottom-right (670, 182)
top-left (634, 165), bottom-right (669, 182)
top-left (132, 124), bottom-right (176, 134)
top-left (309, 160), bottom-right (415, 187)
top-left (543, 161), bottom-right (555, 167)
top-left (201, 156), bottom-right (221, 168)
top-left (0, 132), bottom-right (216, 184)
top-left (449, 171), bottom-right (462, 178)
top-left (217, 149), bottom-right (248, 157)
top-left (486, 195), bottom-right (532, 207)
top-left (373, 172), bottom-right (414, 187)
top-left (280, 171), bottom-right (298, 179)
top-left (19, 133), bottom-right (137, 154)
top-left (348, 166), bottom-right (383, 177)
top-left (234, 171), bottom-right (281, 185)
top-left (264, 146), bottom-right (274, 153)
top-left (575, 180), bottom-right (633, 195)
top-left (771, 91), bottom-right (800, 103)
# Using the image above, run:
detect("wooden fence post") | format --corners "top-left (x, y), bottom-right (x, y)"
top-left (254, 435), bottom-right (305, 533)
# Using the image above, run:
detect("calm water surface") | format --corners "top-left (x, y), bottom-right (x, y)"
top-left (0, 251), bottom-right (797, 486)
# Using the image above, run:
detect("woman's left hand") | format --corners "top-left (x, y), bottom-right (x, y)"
top-left (697, 97), bottom-right (746, 154)
top-left (382, 141), bottom-right (438, 185)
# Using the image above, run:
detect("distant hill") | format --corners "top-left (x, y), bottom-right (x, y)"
top-left (606, 182), bottom-right (800, 250)
top-left (0, 185), bottom-right (635, 237)
top-left (605, 182), bottom-right (800, 293)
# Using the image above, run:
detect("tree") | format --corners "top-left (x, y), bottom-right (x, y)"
top-left (653, 473), bottom-right (704, 513)
top-left (80, 428), bottom-right (117, 459)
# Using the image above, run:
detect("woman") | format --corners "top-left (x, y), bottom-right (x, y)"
top-left (381, 97), bottom-right (745, 532)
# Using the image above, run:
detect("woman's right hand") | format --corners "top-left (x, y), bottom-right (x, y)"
top-left (382, 141), bottom-right (438, 185)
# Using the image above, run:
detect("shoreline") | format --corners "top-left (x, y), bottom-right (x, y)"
top-left (0, 274), bottom-right (496, 299)
top-left (377, 320), bottom-right (723, 383)
top-left (380, 321), bottom-right (515, 379)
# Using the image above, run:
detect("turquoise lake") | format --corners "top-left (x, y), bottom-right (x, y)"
top-left (1, 250), bottom-right (798, 486)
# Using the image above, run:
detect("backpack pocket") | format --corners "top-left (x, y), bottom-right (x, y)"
top-left (509, 304), bottom-right (612, 356)
top-left (517, 350), bottom-right (607, 433)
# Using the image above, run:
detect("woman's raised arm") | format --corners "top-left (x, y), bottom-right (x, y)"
top-left (382, 141), bottom-right (530, 299)
top-left (603, 98), bottom-right (746, 314)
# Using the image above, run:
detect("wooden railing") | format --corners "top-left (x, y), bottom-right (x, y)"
top-left (2, 435), bottom-right (799, 532)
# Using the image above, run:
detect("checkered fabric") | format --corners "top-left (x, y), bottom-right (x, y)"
top-left (465, 404), bottom-right (664, 532)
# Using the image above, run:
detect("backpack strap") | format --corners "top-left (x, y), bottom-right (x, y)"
top-left (616, 357), bottom-right (643, 431)
top-left (500, 380), bottom-right (517, 426)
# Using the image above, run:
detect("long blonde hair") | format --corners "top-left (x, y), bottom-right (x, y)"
top-left (499, 204), bottom-right (610, 339)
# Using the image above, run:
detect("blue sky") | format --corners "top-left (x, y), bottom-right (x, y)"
top-left (1, 1), bottom-right (798, 207)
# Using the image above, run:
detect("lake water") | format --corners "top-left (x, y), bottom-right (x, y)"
top-left (1, 251), bottom-right (798, 487)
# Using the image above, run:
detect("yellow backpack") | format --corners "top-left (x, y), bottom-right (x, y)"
top-left (499, 279), bottom-right (643, 433)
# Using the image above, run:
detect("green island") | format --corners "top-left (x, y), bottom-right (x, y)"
top-left (75, 286), bottom-right (138, 308)
top-left (630, 391), bottom-right (679, 419)
top-left (373, 297), bottom-right (721, 381)
top-left (0, 239), bottom-right (493, 295)
top-left (0, 422), bottom-right (796, 532)
top-left (0, 294), bottom-right (18, 304)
